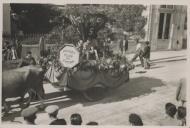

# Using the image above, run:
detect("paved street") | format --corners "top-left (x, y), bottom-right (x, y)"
top-left (2, 50), bottom-right (187, 125)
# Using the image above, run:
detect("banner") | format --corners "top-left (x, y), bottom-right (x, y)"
top-left (59, 44), bottom-right (79, 68)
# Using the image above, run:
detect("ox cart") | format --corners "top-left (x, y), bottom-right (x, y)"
top-left (2, 44), bottom-right (133, 115)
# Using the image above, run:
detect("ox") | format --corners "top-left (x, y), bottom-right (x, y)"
top-left (2, 65), bottom-right (45, 113)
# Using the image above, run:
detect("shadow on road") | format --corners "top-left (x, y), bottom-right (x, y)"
top-left (83, 76), bottom-right (165, 106)
top-left (31, 76), bottom-right (165, 108)
top-left (2, 76), bottom-right (165, 122)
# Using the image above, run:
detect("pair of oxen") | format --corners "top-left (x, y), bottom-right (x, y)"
top-left (2, 65), bottom-right (45, 114)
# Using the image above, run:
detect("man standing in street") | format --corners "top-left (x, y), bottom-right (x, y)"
top-left (131, 39), bottom-right (144, 67)
top-left (143, 41), bottom-right (151, 69)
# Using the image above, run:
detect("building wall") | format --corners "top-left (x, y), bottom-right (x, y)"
top-left (3, 4), bottom-right (11, 35)
top-left (146, 5), bottom-right (187, 50)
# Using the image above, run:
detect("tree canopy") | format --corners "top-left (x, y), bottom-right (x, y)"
top-left (51, 4), bottom-right (147, 43)
top-left (10, 4), bottom-right (147, 43)
top-left (10, 4), bottom-right (61, 34)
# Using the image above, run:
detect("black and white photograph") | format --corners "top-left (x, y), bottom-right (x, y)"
top-left (2, 3), bottom-right (188, 126)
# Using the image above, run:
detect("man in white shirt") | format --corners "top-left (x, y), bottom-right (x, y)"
top-left (130, 39), bottom-right (144, 67)
top-left (136, 41), bottom-right (142, 51)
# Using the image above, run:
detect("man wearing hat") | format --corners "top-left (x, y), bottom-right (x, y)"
top-left (21, 107), bottom-right (38, 124)
top-left (45, 105), bottom-right (59, 123)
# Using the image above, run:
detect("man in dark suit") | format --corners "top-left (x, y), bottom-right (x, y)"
top-left (143, 41), bottom-right (151, 69)
top-left (119, 35), bottom-right (128, 55)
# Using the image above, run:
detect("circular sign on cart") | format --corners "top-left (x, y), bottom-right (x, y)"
top-left (59, 44), bottom-right (79, 68)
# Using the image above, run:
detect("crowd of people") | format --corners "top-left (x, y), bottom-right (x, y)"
top-left (2, 39), bottom-right (22, 61)
top-left (15, 105), bottom-right (98, 125)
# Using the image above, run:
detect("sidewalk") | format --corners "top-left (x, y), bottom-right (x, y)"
top-left (127, 50), bottom-right (187, 64)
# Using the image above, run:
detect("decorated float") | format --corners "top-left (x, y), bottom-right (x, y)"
top-left (45, 43), bottom-right (134, 101)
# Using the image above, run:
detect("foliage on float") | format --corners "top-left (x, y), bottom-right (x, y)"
top-left (45, 47), bottom-right (134, 76)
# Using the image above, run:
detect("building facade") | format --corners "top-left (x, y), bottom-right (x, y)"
top-left (144, 5), bottom-right (187, 50)
top-left (3, 4), bottom-right (11, 35)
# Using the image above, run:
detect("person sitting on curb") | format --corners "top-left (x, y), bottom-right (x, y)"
top-left (70, 113), bottom-right (82, 125)
top-left (160, 103), bottom-right (179, 125)
top-left (177, 106), bottom-right (186, 126)
top-left (129, 113), bottom-right (143, 126)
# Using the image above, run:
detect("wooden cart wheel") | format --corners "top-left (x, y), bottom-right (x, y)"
top-left (82, 84), bottom-right (107, 101)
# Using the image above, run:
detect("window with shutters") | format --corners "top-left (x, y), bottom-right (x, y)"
top-left (158, 13), bottom-right (172, 39)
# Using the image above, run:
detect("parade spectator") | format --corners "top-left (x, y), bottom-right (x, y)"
top-left (143, 41), bottom-right (151, 69)
top-left (119, 35), bottom-right (128, 55)
top-left (26, 51), bottom-right (36, 64)
top-left (16, 39), bottom-right (22, 59)
top-left (11, 46), bottom-right (18, 60)
top-left (45, 105), bottom-right (59, 123)
top-left (129, 113), bottom-right (143, 126)
top-left (70, 113), bottom-right (82, 125)
top-left (3, 40), bottom-right (10, 59)
top-left (130, 39), bottom-right (144, 67)
top-left (165, 103), bottom-right (177, 118)
top-left (86, 121), bottom-right (98, 125)
top-left (39, 36), bottom-right (46, 57)
top-left (6, 47), bottom-right (12, 60)
top-left (160, 103), bottom-right (179, 125)
top-left (177, 106), bottom-right (186, 126)
top-left (176, 78), bottom-right (186, 106)
top-left (19, 51), bottom-right (36, 67)
top-left (21, 107), bottom-right (38, 125)
top-left (136, 39), bottom-right (141, 51)
top-left (2, 40), bottom-right (10, 61)
top-left (50, 119), bottom-right (67, 125)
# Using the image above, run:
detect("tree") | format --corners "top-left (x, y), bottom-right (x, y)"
top-left (10, 4), bottom-right (147, 44)
top-left (10, 4), bottom-right (61, 34)
top-left (56, 5), bottom-right (108, 42)
top-left (96, 5), bottom-right (147, 39)
top-left (51, 4), bottom-right (147, 43)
